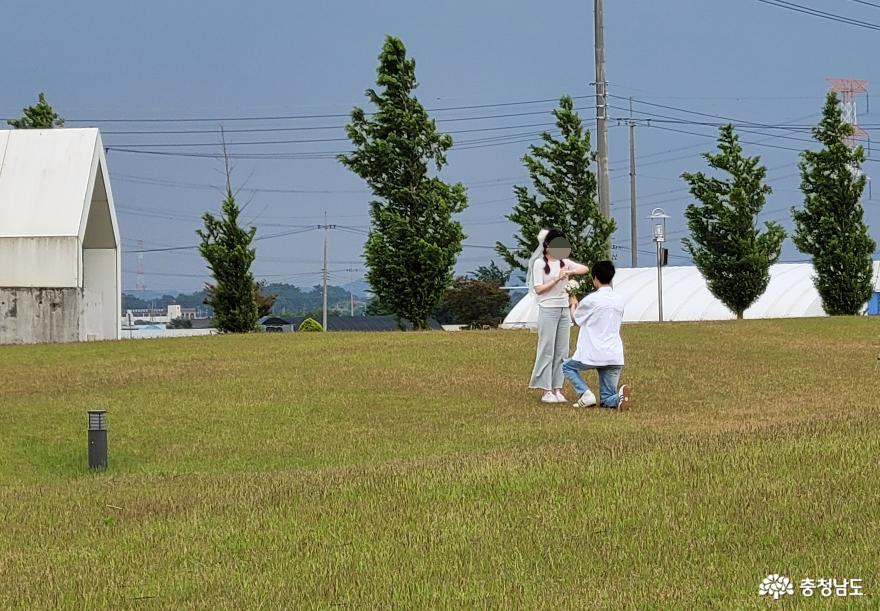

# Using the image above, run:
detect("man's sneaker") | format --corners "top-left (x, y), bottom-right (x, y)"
top-left (554, 390), bottom-right (567, 403)
top-left (617, 385), bottom-right (632, 411)
top-left (573, 390), bottom-right (597, 408)
top-left (541, 391), bottom-right (558, 404)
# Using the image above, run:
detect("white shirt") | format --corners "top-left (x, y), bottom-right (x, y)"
top-left (572, 286), bottom-right (625, 366)
top-left (532, 258), bottom-right (574, 308)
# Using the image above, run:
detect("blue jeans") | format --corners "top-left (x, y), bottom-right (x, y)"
top-left (562, 359), bottom-right (623, 407)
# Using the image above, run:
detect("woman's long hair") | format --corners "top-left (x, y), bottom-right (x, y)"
top-left (542, 228), bottom-right (567, 275)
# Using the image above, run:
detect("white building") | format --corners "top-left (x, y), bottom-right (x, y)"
top-left (0, 128), bottom-right (120, 344)
top-left (502, 262), bottom-right (880, 328)
top-left (123, 304), bottom-right (186, 325)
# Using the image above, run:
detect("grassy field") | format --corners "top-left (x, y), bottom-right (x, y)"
top-left (1, 318), bottom-right (878, 609)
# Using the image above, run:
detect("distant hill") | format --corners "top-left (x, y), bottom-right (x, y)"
top-left (343, 279), bottom-right (372, 296)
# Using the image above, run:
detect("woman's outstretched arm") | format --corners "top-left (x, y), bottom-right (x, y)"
top-left (565, 260), bottom-right (590, 275)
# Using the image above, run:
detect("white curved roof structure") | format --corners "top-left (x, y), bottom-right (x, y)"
top-left (502, 262), bottom-right (880, 328)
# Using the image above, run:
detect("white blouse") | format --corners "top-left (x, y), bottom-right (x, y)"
top-left (532, 258), bottom-right (573, 308)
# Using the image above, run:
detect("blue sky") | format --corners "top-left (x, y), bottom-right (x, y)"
top-left (2, 0), bottom-right (879, 292)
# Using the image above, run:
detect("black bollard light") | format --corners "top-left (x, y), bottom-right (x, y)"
top-left (88, 410), bottom-right (108, 470)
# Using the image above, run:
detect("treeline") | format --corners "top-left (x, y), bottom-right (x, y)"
top-left (122, 283), bottom-right (367, 317)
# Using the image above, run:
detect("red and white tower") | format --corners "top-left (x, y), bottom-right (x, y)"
top-left (828, 78), bottom-right (871, 198)
top-left (828, 78), bottom-right (869, 150)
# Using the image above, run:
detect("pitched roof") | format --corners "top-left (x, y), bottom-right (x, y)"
top-left (0, 128), bottom-right (114, 239)
top-left (258, 316), bottom-right (292, 326)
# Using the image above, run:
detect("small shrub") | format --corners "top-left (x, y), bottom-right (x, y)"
top-left (443, 278), bottom-right (509, 329)
top-left (298, 318), bottom-right (324, 332)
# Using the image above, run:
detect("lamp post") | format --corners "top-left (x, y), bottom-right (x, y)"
top-left (648, 208), bottom-right (670, 322)
top-left (87, 410), bottom-right (108, 470)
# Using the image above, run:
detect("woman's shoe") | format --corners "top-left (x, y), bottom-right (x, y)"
top-left (541, 391), bottom-right (558, 404)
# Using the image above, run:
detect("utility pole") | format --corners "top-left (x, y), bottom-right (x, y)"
top-left (317, 215), bottom-right (339, 329)
top-left (346, 267), bottom-right (358, 316)
top-left (322, 212), bottom-right (329, 331)
top-left (594, 0), bottom-right (612, 256)
top-left (628, 97), bottom-right (638, 267)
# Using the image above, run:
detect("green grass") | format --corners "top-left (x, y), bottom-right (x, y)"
top-left (1, 318), bottom-right (878, 609)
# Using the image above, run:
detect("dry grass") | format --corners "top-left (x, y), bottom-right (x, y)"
top-left (1, 318), bottom-right (878, 609)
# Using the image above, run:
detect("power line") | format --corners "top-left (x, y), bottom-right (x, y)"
top-left (644, 124), bottom-right (805, 153)
top-left (610, 94), bottom-right (819, 132)
top-left (112, 172), bottom-right (367, 194)
top-left (104, 127), bottom-right (565, 158)
top-left (609, 110), bottom-right (825, 151)
top-left (102, 120), bottom-right (559, 137)
top-left (642, 120), bottom-right (880, 166)
top-left (112, 172), bottom-right (531, 195)
top-left (106, 121), bottom-right (562, 147)
top-left (607, 105), bottom-right (822, 170)
top-left (754, 0), bottom-right (880, 32)
top-left (847, 0), bottom-right (880, 9)
top-left (41, 96), bottom-right (592, 124)
top-left (127, 222), bottom-right (498, 257)
top-left (129, 226), bottom-right (318, 253)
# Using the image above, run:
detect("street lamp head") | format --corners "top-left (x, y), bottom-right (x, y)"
top-left (647, 207), bottom-right (670, 243)
top-left (88, 410), bottom-right (107, 431)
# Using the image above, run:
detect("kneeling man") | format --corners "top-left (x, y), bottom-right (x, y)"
top-left (563, 260), bottom-right (631, 409)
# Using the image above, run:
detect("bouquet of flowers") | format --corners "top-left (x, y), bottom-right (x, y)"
top-left (565, 279), bottom-right (588, 300)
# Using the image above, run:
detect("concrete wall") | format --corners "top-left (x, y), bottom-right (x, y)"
top-left (0, 288), bottom-right (82, 344)
top-left (82, 248), bottom-right (118, 340)
top-left (81, 289), bottom-right (103, 342)
top-left (0, 236), bottom-right (79, 287)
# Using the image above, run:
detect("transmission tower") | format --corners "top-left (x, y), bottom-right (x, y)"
top-left (828, 79), bottom-right (871, 199)
top-left (828, 78), bottom-right (869, 150)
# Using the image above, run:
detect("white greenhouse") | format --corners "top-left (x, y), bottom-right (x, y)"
top-left (501, 262), bottom-right (880, 328)
top-left (0, 128), bottom-right (120, 344)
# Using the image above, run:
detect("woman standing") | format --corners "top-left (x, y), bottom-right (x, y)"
top-left (527, 228), bottom-right (590, 403)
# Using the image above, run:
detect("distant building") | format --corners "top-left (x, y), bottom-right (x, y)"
top-left (0, 129), bottom-right (120, 344)
top-left (123, 304), bottom-right (205, 325)
top-left (258, 316), bottom-right (295, 333)
top-left (122, 305), bottom-right (205, 323)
